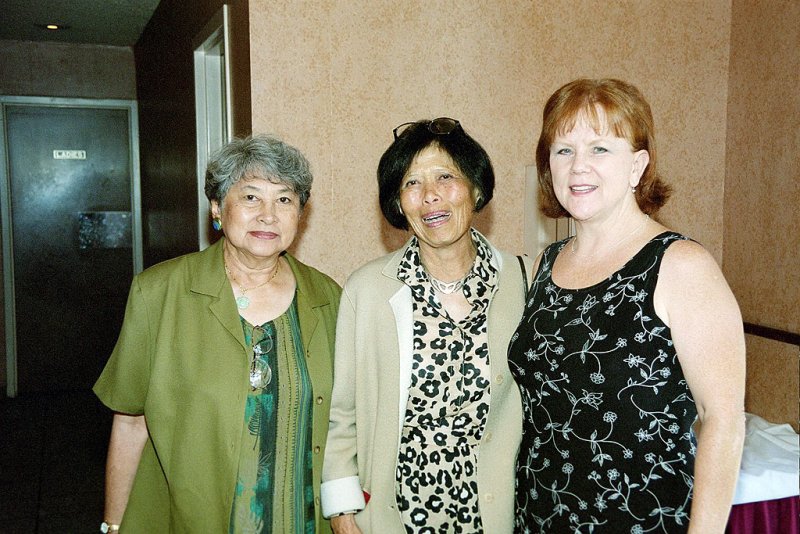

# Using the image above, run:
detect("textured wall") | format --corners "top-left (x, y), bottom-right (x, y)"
top-left (724, 0), bottom-right (799, 426)
top-left (0, 40), bottom-right (136, 99)
top-left (724, 0), bottom-right (800, 334)
top-left (248, 1), bottom-right (798, 427)
top-left (743, 336), bottom-right (799, 432)
top-left (248, 1), bottom-right (731, 285)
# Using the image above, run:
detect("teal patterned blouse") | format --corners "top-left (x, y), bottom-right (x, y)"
top-left (229, 298), bottom-right (316, 533)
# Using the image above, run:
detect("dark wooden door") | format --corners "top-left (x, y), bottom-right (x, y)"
top-left (6, 104), bottom-right (133, 392)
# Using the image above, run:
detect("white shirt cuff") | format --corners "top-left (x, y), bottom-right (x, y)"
top-left (320, 476), bottom-right (366, 518)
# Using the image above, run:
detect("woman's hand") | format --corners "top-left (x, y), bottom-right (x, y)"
top-left (331, 513), bottom-right (362, 534)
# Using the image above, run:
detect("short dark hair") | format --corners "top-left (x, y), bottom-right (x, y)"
top-left (377, 120), bottom-right (495, 230)
top-left (536, 78), bottom-right (671, 218)
top-left (205, 134), bottom-right (313, 209)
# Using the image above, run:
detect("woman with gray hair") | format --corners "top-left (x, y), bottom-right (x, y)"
top-left (94, 135), bottom-right (341, 533)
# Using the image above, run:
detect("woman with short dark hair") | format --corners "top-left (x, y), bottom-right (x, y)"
top-left (322, 118), bottom-right (530, 534)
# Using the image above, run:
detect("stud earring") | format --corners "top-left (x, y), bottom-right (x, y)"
top-left (212, 218), bottom-right (222, 231)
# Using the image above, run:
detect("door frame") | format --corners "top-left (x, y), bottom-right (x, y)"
top-left (193, 5), bottom-right (233, 250)
top-left (0, 96), bottom-right (143, 397)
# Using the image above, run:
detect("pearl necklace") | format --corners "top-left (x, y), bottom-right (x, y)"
top-left (225, 260), bottom-right (280, 309)
top-left (571, 215), bottom-right (650, 257)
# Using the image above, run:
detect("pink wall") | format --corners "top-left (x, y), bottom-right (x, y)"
top-left (248, 1), bottom-right (732, 284)
top-left (724, 0), bottom-right (800, 429)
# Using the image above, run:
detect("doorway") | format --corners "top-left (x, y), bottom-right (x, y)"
top-left (193, 5), bottom-right (233, 250)
top-left (0, 96), bottom-right (142, 396)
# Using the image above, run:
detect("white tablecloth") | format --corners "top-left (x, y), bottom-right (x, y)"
top-left (732, 413), bottom-right (800, 505)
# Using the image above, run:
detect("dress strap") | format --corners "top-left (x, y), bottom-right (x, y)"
top-left (534, 238), bottom-right (570, 281)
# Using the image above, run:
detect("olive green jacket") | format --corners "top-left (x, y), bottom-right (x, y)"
top-left (94, 238), bottom-right (340, 533)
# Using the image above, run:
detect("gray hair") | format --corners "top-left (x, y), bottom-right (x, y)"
top-left (205, 134), bottom-right (313, 209)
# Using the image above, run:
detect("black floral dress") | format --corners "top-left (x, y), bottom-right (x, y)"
top-left (395, 230), bottom-right (498, 533)
top-left (508, 232), bottom-right (697, 534)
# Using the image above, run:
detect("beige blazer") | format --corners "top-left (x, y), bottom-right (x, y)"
top-left (322, 233), bottom-right (531, 533)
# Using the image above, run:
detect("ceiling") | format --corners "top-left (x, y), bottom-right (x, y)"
top-left (0, 0), bottom-right (161, 47)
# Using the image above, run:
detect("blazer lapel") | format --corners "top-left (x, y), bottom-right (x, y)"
top-left (286, 254), bottom-right (323, 354)
top-left (189, 239), bottom-right (247, 351)
top-left (382, 242), bottom-right (415, 435)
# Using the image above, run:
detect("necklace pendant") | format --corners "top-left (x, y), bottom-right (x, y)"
top-left (236, 295), bottom-right (250, 309)
top-left (429, 276), bottom-right (466, 294)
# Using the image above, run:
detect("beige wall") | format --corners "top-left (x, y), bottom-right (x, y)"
top-left (4, 2), bottom-right (795, 424)
top-left (724, 0), bottom-right (800, 429)
top-left (248, 1), bottom-right (732, 284)
top-left (725, 0), bottom-right (799, 334)
top-left (743, 335), bottom-right (799, 432)
top-left (248, 1), bottom-right (798, 427)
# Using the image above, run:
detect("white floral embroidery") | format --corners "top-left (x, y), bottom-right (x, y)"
top-left (509, 233), bottom-right (696, 533)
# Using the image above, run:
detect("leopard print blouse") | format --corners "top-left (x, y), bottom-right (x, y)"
top-left (395, 229), bottom-right (498, 533)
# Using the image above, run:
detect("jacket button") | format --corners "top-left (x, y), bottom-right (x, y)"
top-left (314, 445), bottom-right (321, 454)
top-left (495, 374), bottom-right (504, 384)
top-left (485, 493), bottom-right (494, 503)
top-left (316, 396), bottom-right (324, 405)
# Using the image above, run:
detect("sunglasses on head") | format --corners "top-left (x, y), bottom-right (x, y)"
top-left (392, 117), bottom-right (461, 140)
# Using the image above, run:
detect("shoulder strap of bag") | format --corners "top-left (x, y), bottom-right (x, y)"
top-left (517, 255), bottom-right (527, 296)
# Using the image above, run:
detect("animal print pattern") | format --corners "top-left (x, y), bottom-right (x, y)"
top-left (395, 230), bottom-right (498, 533)
top-left (508, 232), bottom-right (698, 533)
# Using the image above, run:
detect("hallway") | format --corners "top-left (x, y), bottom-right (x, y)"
top-left (0, 389), bottom-right (111, 532)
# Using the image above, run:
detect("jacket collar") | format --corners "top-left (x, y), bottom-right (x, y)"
top-left (188, 239), bottom-right (245, 349)
top-left (285, 254), bottom-right (331, 309)
top-left (187, 238), bottom-right (330, 351)
top-left (285, 253), bottom-right (328, 354)
top-left (189, 238), bottom-right (229, 297)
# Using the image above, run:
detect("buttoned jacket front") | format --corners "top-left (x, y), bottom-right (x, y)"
top-left (322, 233), bottom-right (530, 533)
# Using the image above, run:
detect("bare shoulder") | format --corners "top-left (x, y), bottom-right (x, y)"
top-left (654, 237), bottom-right (738, 326)
top-left (659, 238), bottom-right (723, 283)
top-left (655, 237), bottom-right (745, 420)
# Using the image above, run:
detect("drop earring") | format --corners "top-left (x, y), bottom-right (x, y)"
top-left (212, 218), bottom-right (222, 231)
